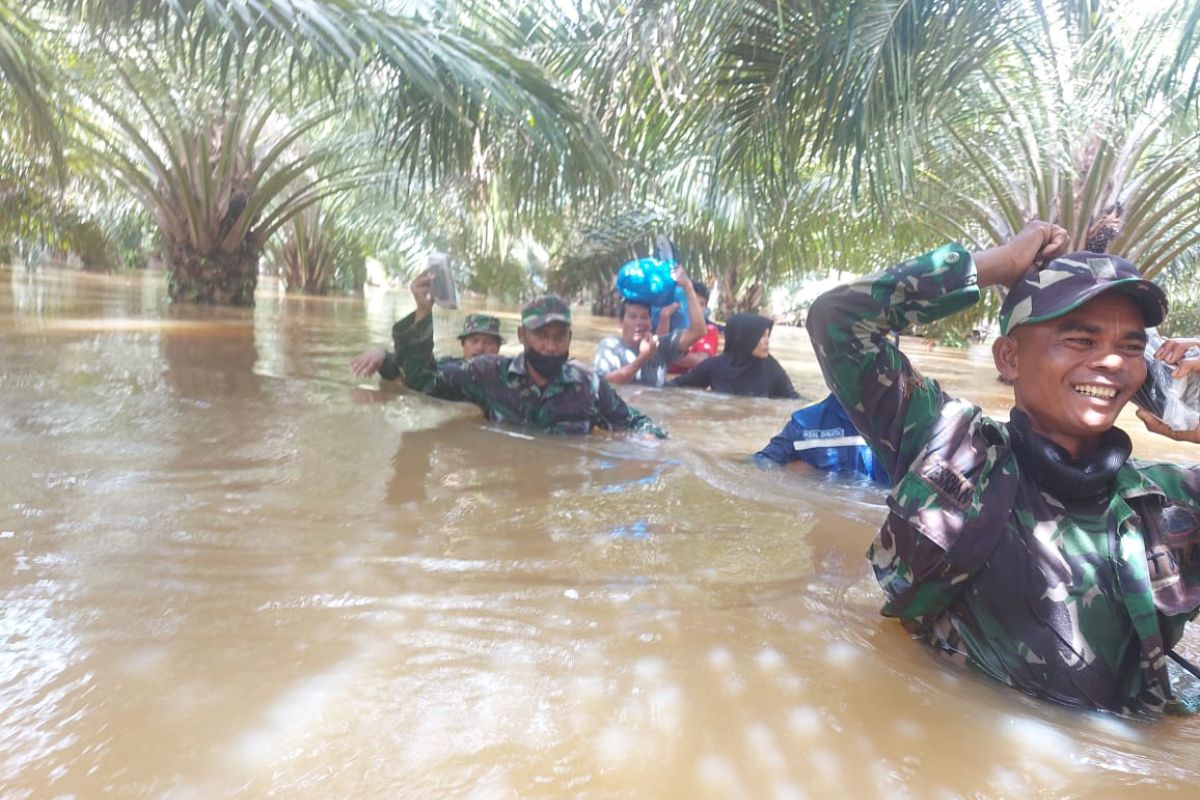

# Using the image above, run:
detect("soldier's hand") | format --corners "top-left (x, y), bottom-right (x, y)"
top-left (350, 347), bottom-right (386, 377)
top-left (410, 269), bottom-right (435, 317)
top-left (1009, 220), bottom-right (1070, 274)
top-left (975, 220), bottom-right (1070, 291)
top-left (1137, 408), bottom-right (1200, 443)
top-left (638, 334), bottom-right (659, 359)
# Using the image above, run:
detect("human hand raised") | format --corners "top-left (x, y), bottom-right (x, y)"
top-left (1007, 220), bottom-right (1070, 280)
top-left (974, 220), bottom-right (1070, 291)
top-left (410, 269), bottom-right (435, 318)
top-left (638, 334), bottom-right (659, 360)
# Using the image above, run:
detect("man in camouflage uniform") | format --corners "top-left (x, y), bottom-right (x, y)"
top-left (395, 293), bottom-right (666, 438)
top-left (807, 220), bottom-right (1200, 715)
top-left (350, 272), bottom-right (504, 380)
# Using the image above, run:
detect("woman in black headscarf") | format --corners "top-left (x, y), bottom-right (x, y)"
top-left (668, 313), bottom-right (799, 398)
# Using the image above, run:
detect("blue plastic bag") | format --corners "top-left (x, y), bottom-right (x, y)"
top-left (617, 258), bottom-right (675, 305)
top-left (617, 258), bottom-right (688, 330)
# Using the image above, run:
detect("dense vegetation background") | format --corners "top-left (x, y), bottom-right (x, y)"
top-left (3, 0), bottom-right (1200, 337)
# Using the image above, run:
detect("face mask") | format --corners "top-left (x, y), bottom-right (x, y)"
top-left (524, 348), bottom-right (569, 380)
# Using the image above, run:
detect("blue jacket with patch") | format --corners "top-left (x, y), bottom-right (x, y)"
top-left (755, 394), bottom-right (889, 484)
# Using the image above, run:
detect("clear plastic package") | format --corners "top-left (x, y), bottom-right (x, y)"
top-left (427, 252), bottom-right (458, 310)
top-left (1136, 330), bottom-right (1200, 431)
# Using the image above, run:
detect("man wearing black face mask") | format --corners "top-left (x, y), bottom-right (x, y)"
top-left (394, 294), bottom-right (666, 437)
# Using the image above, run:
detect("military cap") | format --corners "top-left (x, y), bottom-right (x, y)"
top-left (999, 251), bottom-right (1167, 335)
top-left (457, 313), bottom-right (504, 343)
top-left (520, 294), bottom-right (572, 330)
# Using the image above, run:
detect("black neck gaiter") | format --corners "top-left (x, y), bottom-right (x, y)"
top-left (524, 349), bottom-right (569, 382)
top-left (1006, 408), bottom-right (1131, 503)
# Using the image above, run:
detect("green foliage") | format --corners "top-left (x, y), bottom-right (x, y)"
top-left (271, 204), bottom-right (369, 295)
top-left (6, 0), bottom-right (1200, 315)
top-left (107, 204), bottom-right (159, 270)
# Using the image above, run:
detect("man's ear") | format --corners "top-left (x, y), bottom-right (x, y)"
top-left (993, 335), bottom-right (1019, 383)
top-left (517, 326), bottom-right (527, 346)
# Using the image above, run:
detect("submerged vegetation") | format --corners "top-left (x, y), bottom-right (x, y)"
top-left (2, 0), bottom-right (1200, 332)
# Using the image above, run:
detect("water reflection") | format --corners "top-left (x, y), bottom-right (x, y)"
top-left (1, 265), bottom-right (1199, 798)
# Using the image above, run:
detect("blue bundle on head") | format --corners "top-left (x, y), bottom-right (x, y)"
top-left (616, 258), bottom-right (691, 332)
top-left (617, 258), bottom-right (675, 305)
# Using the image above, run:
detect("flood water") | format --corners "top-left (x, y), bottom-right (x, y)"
top-left (3, 264), bottom-right (1200, 799)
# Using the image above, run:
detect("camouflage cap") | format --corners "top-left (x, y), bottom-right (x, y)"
top-left (457, 313), bottom-right (504, 343)
top-left (520, 294), bottom-right (572, 330)
top-left (998, 251), bottom-right (1167, 335)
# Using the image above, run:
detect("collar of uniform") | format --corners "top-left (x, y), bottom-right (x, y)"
top-left (1113, 462), bottom-right (1168, 503)
top-left (508, 353), bottom-right (529, 380)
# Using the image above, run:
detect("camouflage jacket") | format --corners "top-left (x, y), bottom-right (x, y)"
top-left (807, 243), bottom-right (1200, 715)
top-left (377, 311), bottom-right (418, 382)
top-left (394, 311), bottom-right (667, 438)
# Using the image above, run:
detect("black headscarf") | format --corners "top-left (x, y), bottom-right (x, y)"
top-left (669, 313), bottom-right (799, 398)
top-left (723, 313), bottom-right (774, 363)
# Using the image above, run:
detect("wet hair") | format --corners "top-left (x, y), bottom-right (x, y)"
top-left (620, 299), bottom-right (651, 319)
top-left (693, 281), bottom-right (710, 302)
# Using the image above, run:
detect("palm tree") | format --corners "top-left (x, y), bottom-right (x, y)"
top-left (272, 202), bottom-right (369, 295)
top-left (0, 1), bottom-right (60, 162)
top-left (3, 0), bottom-right (612, 304)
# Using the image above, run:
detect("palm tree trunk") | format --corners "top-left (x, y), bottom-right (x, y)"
top-left (166, 244), bottom-right (259, 306)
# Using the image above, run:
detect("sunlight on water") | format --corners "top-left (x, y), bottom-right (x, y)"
top-left (2, 265), bottom-right (1199, 798)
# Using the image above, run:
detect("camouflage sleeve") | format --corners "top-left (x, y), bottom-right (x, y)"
top-left (375, 310), bottom-right (425, 381)
top-left (593, 375), bottom-right (668, 438)
top-left (394, 311), bottom-right (490, 406)
top-left (805, 244), bottom-right (979, 478)
top-left (378, 351), bottom-right (401, 381)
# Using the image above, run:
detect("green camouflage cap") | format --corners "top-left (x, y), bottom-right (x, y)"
top-left (457, 313), bottom-right (504, 343)
top-left (998, 251), bottom-right (1167, 335)
top-left (520, 294), bottom-right (572, 330)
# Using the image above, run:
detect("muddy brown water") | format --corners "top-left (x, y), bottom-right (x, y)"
top-left (2, 265), bottom-right (1199, 798)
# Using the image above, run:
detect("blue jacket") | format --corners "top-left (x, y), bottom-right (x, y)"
top-left (755, 394), bottom-right (889, 484)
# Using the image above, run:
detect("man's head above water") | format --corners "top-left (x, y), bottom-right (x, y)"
top-left (619, 300), bottom-right (652, 346)
top-left (989, 244), bottom-right (1168, 460)
top-left (456, 313), bottom-right (504, 359)
top-left (517, 294), bottom-right (573, 384)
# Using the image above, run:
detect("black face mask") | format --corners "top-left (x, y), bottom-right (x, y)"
top-left (524, 348), bottom-right (569, 381)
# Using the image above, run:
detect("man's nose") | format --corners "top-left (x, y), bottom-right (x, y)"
top-left (1092, 348), bottom-right (1128, 371)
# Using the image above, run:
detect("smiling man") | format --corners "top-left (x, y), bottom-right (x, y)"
top-left (807, 221), bottom-right (1200, 716)
top-left (594, 263), bottom-right (706, 387)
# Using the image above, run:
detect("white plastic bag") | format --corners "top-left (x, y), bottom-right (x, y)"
top-left (1144, 330), bottom-right (1200, 431)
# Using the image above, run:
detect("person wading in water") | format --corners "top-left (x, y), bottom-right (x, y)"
top-left (808, 219), bottom-right (1200, 716)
